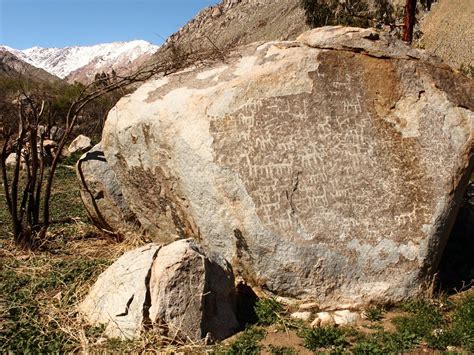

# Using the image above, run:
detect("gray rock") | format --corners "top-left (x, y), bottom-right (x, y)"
top-left (68, 134), bottom-right (91, 154)
top-left (5, 153), bottom-right (19, 167)
top-left (290, 311), bottom-right (312, 321)
top-left (102, 27), bottom-right (474, 308)
top-left (333, 310), bottom-right (360, 325)
top-left (78, 244), bottom-right (160, 339)
top-left (79, 240), bottom-right (238, 341)
top-left (76, 143), bottom-right (138, 234)
top-left (149, 239), bottom-right (238, 341)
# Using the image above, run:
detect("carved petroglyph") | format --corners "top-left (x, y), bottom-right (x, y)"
top-left (210, 54), bottom-right (433, 247)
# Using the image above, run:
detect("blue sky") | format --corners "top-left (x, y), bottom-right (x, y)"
top-left (0, 0), bottom-right (220, 49)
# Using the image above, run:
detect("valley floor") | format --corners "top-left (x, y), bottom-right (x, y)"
top-left (0, 162), bottom-right (472, 353)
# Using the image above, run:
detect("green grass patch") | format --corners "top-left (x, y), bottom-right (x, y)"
top-left (365, 306), bottom-right (385, 322)
top-left (0, 256), bottom-right (110, 353)
top-left (267, 344), bottom-right (297, 355)
top-left (254, 297), bottom-right (284, 326)
top-left (298, 326), bottom-right (348, 352)
top-left (394, 299), bottom-right (445, 339)
top-left (227, 327), bottom-right (265, 355)
top-left (352, 330), bottom-right (418, 354)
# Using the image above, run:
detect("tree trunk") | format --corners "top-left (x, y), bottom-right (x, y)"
top-left (402, 0), bottom-right (417, 43)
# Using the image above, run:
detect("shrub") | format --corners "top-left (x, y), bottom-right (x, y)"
top-left (365, 306), bottom-right (384, 322)
top-left (352, 330), bottom-right (418, 354)
top-left (227, 327), bottom-right (265, 355)
top-left (254, 297), bottom-right (283, 325)
top-left (299, 326), bottom-right (348, 351)
top-left (452, 293), bottom-right (474, 351)
top-left (394, 299), bottom-right (445, 339)
top-left (300, 0), bottom-right (398, 29)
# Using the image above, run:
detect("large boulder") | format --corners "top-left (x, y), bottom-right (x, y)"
top-left (76, 143), bottom-right (138, 234)
top-left (79, 240), bottom-right (238, 341)
top-left (102, 27), bottom-right (473, 308)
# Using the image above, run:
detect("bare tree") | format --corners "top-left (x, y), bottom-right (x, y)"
top-left (1, 43), bottom-right (223, 249)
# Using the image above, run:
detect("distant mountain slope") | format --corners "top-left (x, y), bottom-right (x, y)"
top-left (0, 47), bottom-right (62, 84)
top-left (2, 40), bottom-right (159, 84)
top-left (63, 41), bottom-right (159, 84)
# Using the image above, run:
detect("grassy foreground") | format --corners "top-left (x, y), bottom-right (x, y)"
top-left (0, 162), bottom-right (473, 353)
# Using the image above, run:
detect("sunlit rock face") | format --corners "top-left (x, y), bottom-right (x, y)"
top-left (102, 27), bottom-right (473, 308)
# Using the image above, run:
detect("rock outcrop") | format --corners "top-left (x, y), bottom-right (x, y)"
top-left (76, 143), bottom-right (138, 234)
top-left (79, 240), bottom-right (238, 341)
top-left (101, 26), bottom-right (473, 308)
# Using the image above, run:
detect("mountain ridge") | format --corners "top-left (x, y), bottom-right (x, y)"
top-left (1, 40), bottom-right (159, 84)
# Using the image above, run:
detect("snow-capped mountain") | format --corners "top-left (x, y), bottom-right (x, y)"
top-left (1, 40), bottom-right (159, 83)
top-left (0, 46), bottom-right (61, 83)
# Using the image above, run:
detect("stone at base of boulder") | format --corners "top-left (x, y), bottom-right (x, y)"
top-left (79, 240), bottom-right (238, 342)
top-left (333, 310), bottom-right (360, 325)
top-left (290, 311), bottom-right (312, 321)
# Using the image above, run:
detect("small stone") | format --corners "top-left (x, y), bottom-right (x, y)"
top-left (333, 310), bottom-right (360, 325)
top-left (275, 296), bottom-right (297, 306)
top-left (68, 134), bottom-right (91, 154)
top-left (5, 153), bottom-right (18, 166)
top-left (290, 311), bottom-right (312, 321)
top-left (311, 312), bottom-right (335, 327)
top-left (211, 6), bottom-right (222, 17)
top-left (299, 302), bottom-right (319, 311)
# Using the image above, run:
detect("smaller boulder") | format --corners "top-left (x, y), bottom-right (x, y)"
top-left (68, 134), bottom-right (91, 154)
top-left (78, 244), bottom-right (160, 339)
top-left (5, 152), bottom-right (26, 169)
top-left (148, 239), bottom-right (238, 342)
top-left (5, 153), bottom-right (18, 167)
top-left (79, 240), bottom-right (238, 342)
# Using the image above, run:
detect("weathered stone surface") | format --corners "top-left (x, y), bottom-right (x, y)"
top-left (102, 27), bottom-right (474, 308)
top-left (78, 244), bottom-right (160, 339)
top-left (79, 240), bottom-right (238, 341)
top-left (68, 134), bottom-right (91, 154)
top-left (148, 239), bottom-right (238, 341)
top-left (76, 143), bottom-right (138, 234)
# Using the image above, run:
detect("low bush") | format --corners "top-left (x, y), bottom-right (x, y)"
top-left (254, 297), bottom-right (284, 326)
top-left (227, 327), bottom-right (265, 355)
top-left (299, 326), bottom-right (348, 352)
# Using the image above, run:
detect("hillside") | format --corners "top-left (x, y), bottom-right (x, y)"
top-left (150, 0), bottom-right (309, 62)
top-left (419, 0), bottom-right (474, 70)
top-left (150, 0), bottom-right (473, 74)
